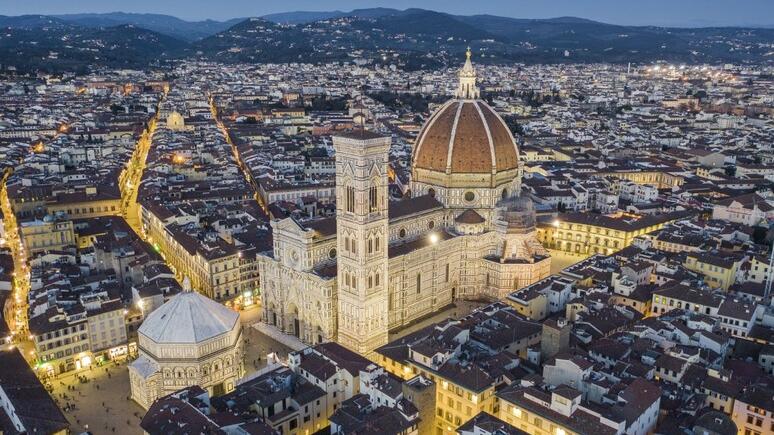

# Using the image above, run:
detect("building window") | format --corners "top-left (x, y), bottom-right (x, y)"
top-left (464, 191), bottom-right (475, 202)
top-left (399, 228), bottom-right (406, 238)
top-left (346, 186), bottom-right (355, 213)
top-left (416, 274), bottom-right (421, 294)
top-left (369, 185), bottom-right (378, 212)
top-left (428, 220), bottom-right (435, 229)
top-left (329, 248), bottom-right (336, 259)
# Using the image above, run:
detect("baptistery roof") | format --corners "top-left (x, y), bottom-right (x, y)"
top-left (138, 291), bottom-right (239, 344)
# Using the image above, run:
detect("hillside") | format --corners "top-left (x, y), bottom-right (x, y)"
top-left (1, 8), bottom-right (773, 73)
top-left (194, 9), bottom-right (774, 68)
top-left (53, 12), bottom-right (243, 41)
top-left (0, 21), bottom-right (187, 73)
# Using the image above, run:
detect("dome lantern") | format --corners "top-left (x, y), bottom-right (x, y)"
top-left (455, 47), bottom-right (480, 100)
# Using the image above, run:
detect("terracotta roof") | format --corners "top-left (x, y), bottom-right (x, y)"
top-left (388, 194), bottom-right (443, 221)
top-left (455, 208), bottom-right (485, 224)
top-left (412, 99), bottom-right (518, 174)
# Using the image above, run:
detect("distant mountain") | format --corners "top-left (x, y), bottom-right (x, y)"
top-left (195, 8), bottom-right (774, 68)
top-left (261, 8), bottom-right (401, 24)
top-left (0, 22), bottom-right (187, 73)
top-left (1, 8), bottom-right (773, 73)
top-left (261, 11), bottom-right (346, 24)
top-left (53, 12), bottom-right (243, 41)
top-left (0, 14), bottom-right (71, 29)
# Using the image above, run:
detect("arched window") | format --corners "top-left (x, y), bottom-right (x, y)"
top-left (428, 188), bottom-right (436, 197)
top-left (346, 186), bottom-right (355, 213)
top-left (375, 236), bottom-right (380, 252)
top-left (369, 184), bottom-right (378, 212)
top-left (399, 228), bottom-right (406, 238)
top-left (502, 188), bottom-right (508, 200)
top-left (368, 238), bottom-right (373, 254)
top-left (368, 275), bottom-right (373, 288)
top-left (375, 273), bottom-right (380, 286)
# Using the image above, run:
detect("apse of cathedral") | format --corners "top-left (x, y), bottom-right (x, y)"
top-left (258, 50), bottom-right (551, 356)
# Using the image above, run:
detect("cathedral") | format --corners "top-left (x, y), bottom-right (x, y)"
top-left (258, 51), bottom-right (551, 356)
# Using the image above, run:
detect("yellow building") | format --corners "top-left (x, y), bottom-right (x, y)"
top-left (19, 217), bottom-right (75, 255)
top-left (538, 212), bottom-right (684, 257)
top-left (497, 378), bottom-right (661, 435)
top-left (684, 253), bottom-right (741, 291)
top-left (46, 186), bottom-right (122, 219)
top-left (379, 354), bottom-right (497, 435)
top-left (505, 287), bottom-right (549, 321)
top-left (598, 169), bottom-right (684, 189)
top-left (374, 305), bottom-right (541, 434)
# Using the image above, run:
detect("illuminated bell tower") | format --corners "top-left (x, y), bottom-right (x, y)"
top-left (334, 130), bottom-right (391, 356)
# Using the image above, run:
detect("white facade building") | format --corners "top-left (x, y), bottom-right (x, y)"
top-left (129, 284), bottom-right (243, 409)
top-left (259, 54), bottom-right (551, 356)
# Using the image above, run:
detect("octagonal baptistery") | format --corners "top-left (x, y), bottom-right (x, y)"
top-left (129, 288), bottom-right (244, 409)
top-left (411, 49), bottom-right (521, 223)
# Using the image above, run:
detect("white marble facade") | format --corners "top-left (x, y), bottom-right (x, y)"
top-left (259, 55), bottom-right (550, 355)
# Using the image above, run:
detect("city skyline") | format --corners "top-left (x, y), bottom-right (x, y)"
top-left (0, 1), bottom-right (773, 434)
top-left (3, 0), bottom-right (774, 27)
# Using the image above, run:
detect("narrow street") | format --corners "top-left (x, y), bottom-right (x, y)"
top-left (120, 94), bottom-right (166, 235)
top-left (209, 96), bottom-right (268, 213)
top-left (0, 169), bottom-right (30, 339)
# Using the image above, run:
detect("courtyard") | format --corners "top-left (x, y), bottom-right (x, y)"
top-left (548, 249), bottom-right (587, 275)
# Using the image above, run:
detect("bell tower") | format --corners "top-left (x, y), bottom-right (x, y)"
top-left (333, 130), bottom-right (391, 356)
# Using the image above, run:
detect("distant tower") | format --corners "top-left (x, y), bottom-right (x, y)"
top-left (334, 130), bottom-right (391, 356)
top-left (541, 317), bottom-right (571, 361)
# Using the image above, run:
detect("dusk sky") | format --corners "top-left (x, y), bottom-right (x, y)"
top-left (2, 0), bottom-right (774, 27)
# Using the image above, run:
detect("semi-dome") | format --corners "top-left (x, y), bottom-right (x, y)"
top-left (138, 290), bottom-right (239, 344)
top-left (411, 48), bottom-right (519, 184)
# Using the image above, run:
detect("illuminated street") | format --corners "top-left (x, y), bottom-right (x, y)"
top-left (0, 169), bottom-right (30, 339)
top-left (120, 96), bottom-right (166, 234)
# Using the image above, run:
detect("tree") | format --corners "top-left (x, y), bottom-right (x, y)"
top-left (752, 226), bottom-right (770, 245)
top-left (503, 116), bottom-right (524, 136)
